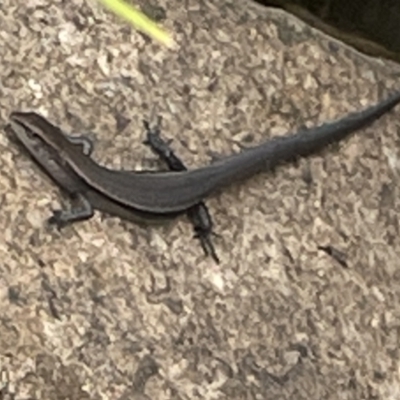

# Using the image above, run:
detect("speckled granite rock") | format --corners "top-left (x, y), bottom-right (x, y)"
top-left (1, 1), bottom-right (400, 399)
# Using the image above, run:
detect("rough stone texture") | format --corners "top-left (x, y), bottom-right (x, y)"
top-left (1, 0), bottom-right (400, 399)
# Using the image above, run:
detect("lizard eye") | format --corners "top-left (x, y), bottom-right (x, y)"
top-left (25, 129), bottom-right (40, 140)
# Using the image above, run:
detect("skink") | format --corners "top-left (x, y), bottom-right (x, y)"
top-left (7, 90), bottom-right (400, 232)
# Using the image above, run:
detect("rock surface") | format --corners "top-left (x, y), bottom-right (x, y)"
top-left (1, 0), bottom-right (400, 399)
